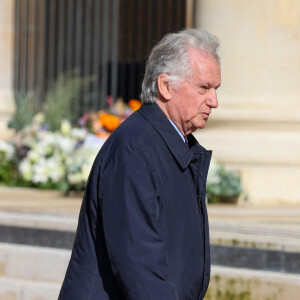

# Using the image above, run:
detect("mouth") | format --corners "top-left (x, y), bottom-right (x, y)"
top-left (202, 112), bottom-right (210, 119)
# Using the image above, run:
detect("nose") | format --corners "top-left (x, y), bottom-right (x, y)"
top-left (207, 88), bottom-right (218, 108)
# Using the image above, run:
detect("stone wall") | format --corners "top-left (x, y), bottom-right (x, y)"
top-left (0, 0), bottom-right (15, 140)
top-left (194, 0), bottom-right (300, 204)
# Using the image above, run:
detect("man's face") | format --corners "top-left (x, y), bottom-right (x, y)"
top-left (168, 49), bottom-right (221, 135)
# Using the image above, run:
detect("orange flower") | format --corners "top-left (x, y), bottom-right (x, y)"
top-left (98, 113), bottom-right (120, 132)
top-left (128, 99), bottom-right (142, 111)
top-left (96, 131), bottom-right (110, 139)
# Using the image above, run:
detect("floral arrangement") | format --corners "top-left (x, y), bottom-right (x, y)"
top-left (1, 90), bottom-right (242, 202)
top-left (5, 117), bottom-right (97, 193)
top-left (206, 159), bottom-right (242, 203)
top-left (78, 98), bottom-right (141, 138)
top-left (1, 97), bottom-right (142, 194)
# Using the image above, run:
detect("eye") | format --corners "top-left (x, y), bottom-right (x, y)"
top-left (199, 86), bottom-right (208, 94)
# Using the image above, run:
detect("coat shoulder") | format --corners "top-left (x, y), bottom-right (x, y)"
top-left (91, 110), bottom-right (161, 176)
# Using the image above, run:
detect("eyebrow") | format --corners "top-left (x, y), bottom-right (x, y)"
top-left (202, 82), bottom-right (221, 89)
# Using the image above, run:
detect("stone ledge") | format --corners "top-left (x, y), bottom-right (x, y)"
top-left (0, 243), bottom-right (71, 282)
top-left (208, 265), bottom-right (300, 300)
top-left (0, 225), bottom-right (75, 249)
top-left (0, 186), bottom-right (82, 212)
top-left (211, 265), bottom-right (300, 284)
top-left (211, 245), bottom-right (300, 274)
top-left (0, 276), bottom-right (60, 300)
top-left (0, 210), bottom-right (78, 231)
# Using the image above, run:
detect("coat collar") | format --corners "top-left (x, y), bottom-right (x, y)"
top-left (138, 103), bottom-right (209, 170)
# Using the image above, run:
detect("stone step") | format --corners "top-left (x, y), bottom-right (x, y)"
top-left (1, 242), bottom-right (300, 300)
top-left (0, 210), bottom-right (78, 232)
top-left (0, 224), bottom-right (75, 249)
top-left (0, 186), bottom-right (82, 213)
top-left (0, 276), bottom-right (60, 300)
top-left (2, 207), bottom-right (300, 252)
top-left (208, 205), bottom-right (300, 252)
top-left (211, 265), bottom-right (300, 284)
top-left (209, 265), bottom-right (300, 300)
top-left (0, 243), bottom-right (71, 283)
top-left (1, 208), bottom-right (300, 274)
top-left (1, 261), bottom-right (299, 300)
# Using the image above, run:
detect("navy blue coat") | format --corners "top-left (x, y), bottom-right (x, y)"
top-left (59, 103), bottom-right (212, 300)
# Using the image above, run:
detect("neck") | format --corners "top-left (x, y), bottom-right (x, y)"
top-left (156, 99), bottom-right (188, 136)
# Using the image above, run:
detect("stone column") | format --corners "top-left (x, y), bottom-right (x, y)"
top-left (0, 0), bottom-right (15, 139)
top-left (194, 0), bottom-right (300, 204)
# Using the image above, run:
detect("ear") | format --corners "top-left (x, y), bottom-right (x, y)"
top-left (157, 74), bottom-right (172, 101)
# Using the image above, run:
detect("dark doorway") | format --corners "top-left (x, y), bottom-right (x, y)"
top-left (14, 0), bottom-right (193, 114)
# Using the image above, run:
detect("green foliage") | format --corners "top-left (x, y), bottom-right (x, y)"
top-left (205, 275), bottom-right (279, 300)
top-left (8, 70), bottom-right (93, 132)
top-left (215, 290), bottom-right (252, 300)
top-left (206, 276), bottom-right (253, 300)
top-left (33, 179), bottom-right (69, 193)
top-left (206, 288), bottom-right (253, 300)
top-left (44, 70), bottom-right (93, 131)
top-left (207, 166), bottom-right (242, 204)
top-left (0, 152), bottom-right (17, 184)
top-left (8, 93), bottom-right (39, 132)
top-left (0, 149), bottom-right (28, 187)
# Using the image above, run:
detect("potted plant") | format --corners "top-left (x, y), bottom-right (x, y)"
top-left (206, 161), bottom-right (242, 204)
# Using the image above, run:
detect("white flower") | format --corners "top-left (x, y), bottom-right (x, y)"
top-left (33, 140), bottom-right (53, 157)
top-left (82, 163), bottom-right (91, 181)
top-left (47, 155), bottom-right (65, 182)
top-left (81, 147), bottom-right (98, 181)
top-left (31, 155), bottom-right (66, 184)
top-left (0, 140), bottom-right (15, 161)
top-left (13, 123), bottom-right (102, 189)
top-left (68, 172), bottom-right (83, 185)
top-left (55, 135), bottom-right (76, 155)
top-left (70, 128), bottom-right (87, 141)
top-left (19, 158), bottom-right (33, 181)
top-left (207, 159), bottom-right (221, 185)
top-left (32, 158), bottom-right (50, 183)
top-left (37, 131), bottom-right (55, 144)
top-left (66, 146), bottom-right (98, 184)
top-left (60, 120), bottom-right (72, 136)
top-left (32, 132), bottom-right (76, 160)
top-left (33, 112), bottom-right (45, 125)
top-left (27, 150), bottom-right (39, 163)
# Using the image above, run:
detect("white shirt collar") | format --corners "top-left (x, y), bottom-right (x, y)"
top-left (168, 119), bottom-right (187, 143)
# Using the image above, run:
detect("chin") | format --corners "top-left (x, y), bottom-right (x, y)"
top-left (196, 122), bottom-right (207, 130)
top-left (189, 120), bottom-right (207, 133)
top-left (190, 124), bottom-right (206, 133)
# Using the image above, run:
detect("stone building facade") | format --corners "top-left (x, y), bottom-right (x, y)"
top-left (194, 0), bottom-right (300, 204)
top-left (1, 0), bottom-right (300, 204)
top-left (0, 0), bottom-right (15, 140)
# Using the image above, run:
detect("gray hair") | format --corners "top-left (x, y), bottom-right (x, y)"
top-left (140, 28), bottom-right (220, 103)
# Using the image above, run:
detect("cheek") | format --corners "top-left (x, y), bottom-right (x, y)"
top-left (179, 92), bottom-right (203, 120)
top-left (184, 107), bottom-right (199, 123)
top-left (189, 100), bottom-right (202, 115)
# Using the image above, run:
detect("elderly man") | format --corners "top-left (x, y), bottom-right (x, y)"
top-left (59, 28), bottom-right (221, 300)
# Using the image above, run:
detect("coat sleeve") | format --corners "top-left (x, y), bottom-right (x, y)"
top-left (99, 141), bottom-right (178, 300)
